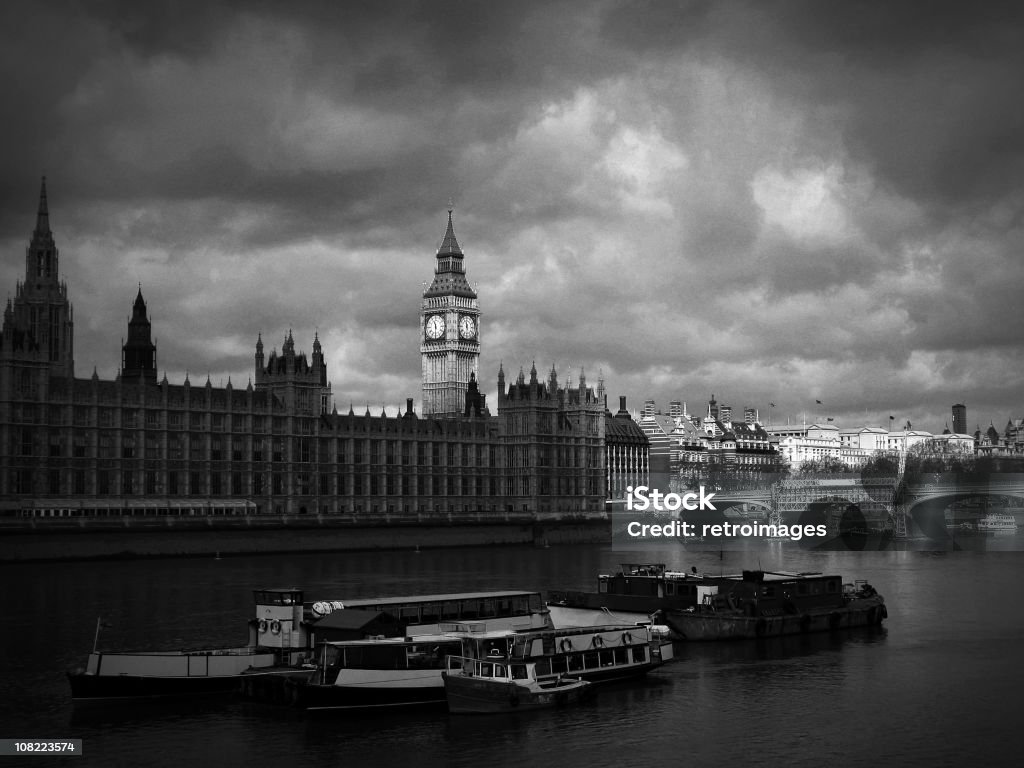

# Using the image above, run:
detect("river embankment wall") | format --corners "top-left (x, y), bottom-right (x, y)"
top-left (0, 517), bottom-right (611, 562)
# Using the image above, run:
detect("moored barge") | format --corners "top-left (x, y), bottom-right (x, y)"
top-left (664, 570), bottom-right (887, 640)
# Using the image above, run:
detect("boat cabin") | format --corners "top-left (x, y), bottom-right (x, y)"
top-left (447, 655), bottom-right (536, 683)
top-left (595, 563), bottom-right (704, 604)
top-left (700, 571), bottom-right (846, 615)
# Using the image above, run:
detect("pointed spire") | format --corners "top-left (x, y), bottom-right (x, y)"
top-left (438, 208), bottom-right (463, 256)
top-left (35, 176), bottom-right (51, 236)
top-left (256, 332), bottom-right (264, 353)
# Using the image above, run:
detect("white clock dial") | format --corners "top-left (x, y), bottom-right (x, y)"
top-left (426, 315), bottom-right (446, 339)
top-left (459, 316), bottom-right (476, 339)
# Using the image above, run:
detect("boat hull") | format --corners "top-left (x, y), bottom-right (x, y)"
top-left (287, 674), bottom-right (449, 711)
top-left (665, 598), bottom-right (887, 641)
top-left (67, 648), bottom-right (282, 701)
top-left (443, 674), bottom-right (593, 714)
top-left (286, 635), bottom-right (667, 711)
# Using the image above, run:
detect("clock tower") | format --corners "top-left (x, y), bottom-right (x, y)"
top-left (420, 210), bottom-right (480, 417)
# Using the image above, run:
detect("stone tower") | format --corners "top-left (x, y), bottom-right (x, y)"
top-left (420, 210), bottom-right (480, 417)
top-left (0, 178), bottom-right (75, 407)
top-left (120, 287), bottom-right (157, 384)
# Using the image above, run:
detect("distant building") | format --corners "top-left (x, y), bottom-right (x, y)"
top-left (952, 403), bottom-right (967, 436)
top-left (605, 396), bottom-right (649, 501)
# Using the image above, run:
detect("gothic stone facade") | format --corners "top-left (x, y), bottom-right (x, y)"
top-left (1, 181), bottom-right (634, 517)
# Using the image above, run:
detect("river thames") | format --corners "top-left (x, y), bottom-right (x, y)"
top-left (3, 539), bottom-right (1023, 767)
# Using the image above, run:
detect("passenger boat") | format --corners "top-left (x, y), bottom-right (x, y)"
top-left (70, 588), bottom-right (551, 701)
top-left (283, 623), bottom-right (670, 711)
top-left (976, 513), bottom-right (1018, 532)
top-left (663, 570), bottom-right (887, 641)
top-left (442, 655), bottom-right (592, 714)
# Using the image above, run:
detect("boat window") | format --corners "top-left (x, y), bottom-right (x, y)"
top-left (511, 596), bottom-right (530, 615)
top-left (613, 648), bottom-right (628, 665)
top-left (478, 598), bottom-right (497, 618)
top-left (583, 652), bottom-right (599, 669)
top-left (341, 645), bottom-right (406, 670)
top-left (493, 665), bottom-right (506, 678)
top-left (535, 658), bottom-right (552, 677)
top-left (407, 644), bottom-right (449, 669)
top-left (666, 583), bottom-right (675, 595)
top-left (441, 601), bottom-right (460, 620)
top-left (631, 646), bottom-right (647, 664)
top-left (568, 654), bottom-right (583, 672)
top-left (420, 603), bottom-right (440, 623)
top-left (323, 646), bottom-right (341, 667)
top-left (827, 581), bottom-right (838, 593)
top-left (398, 605), bottom-right (421, 622)
top-left (511, 665), bottom-right (528, 680)
top-left (598, 579), bottom-right (608, 594)
top-left (480, 662), bottom-right (493, 677)
top-left (528, 594), bottom-right (543, 612)
top-left (461, 600), bottom-right (481, 619)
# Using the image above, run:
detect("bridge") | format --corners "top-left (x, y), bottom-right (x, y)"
top-left (706, 474), bottom-right (1024, 543)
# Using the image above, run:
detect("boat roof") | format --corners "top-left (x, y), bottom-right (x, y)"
top-left (318, 623), bottom-right (646, 647)
top-left (313, 609), bottom-right (399, 630)
top-left (337, 590), bottom-right (541, 606)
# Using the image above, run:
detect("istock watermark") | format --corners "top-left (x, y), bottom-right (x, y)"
top-left (624, 484), bottom-right (718, 511)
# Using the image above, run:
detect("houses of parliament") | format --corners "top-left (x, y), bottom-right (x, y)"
top-left (0, 180), bottom-right (647, 519)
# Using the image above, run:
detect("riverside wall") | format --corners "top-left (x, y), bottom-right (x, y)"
top-left (0, 517), bottom-right (611, 562)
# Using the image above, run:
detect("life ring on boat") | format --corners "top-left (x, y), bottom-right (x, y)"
top-left (621, 632), bottom-right (632, 645)
top-left (560, 639), bottom-right (573, 653)
top-left (270, 620), bottom-right (282, 635)
top-left (592, 635), bottom-right (604, 649)
top-left (258, 619), bottom-right (268, 634)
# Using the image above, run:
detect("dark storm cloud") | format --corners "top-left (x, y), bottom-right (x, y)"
top-left (1, 1), bottom-right (1022, 430)
top-left (604, 0), bottom-right (1024, 209)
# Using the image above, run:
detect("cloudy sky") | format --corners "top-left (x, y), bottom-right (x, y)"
top-left (2, 0), bottom-right (1022, 434)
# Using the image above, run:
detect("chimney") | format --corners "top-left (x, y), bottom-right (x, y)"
top-left (406, 398), bottom-right (414, 415)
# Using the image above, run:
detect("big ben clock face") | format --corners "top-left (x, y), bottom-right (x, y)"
top-left (458, 316), bottom-right (477, 339)
top-left (425, 315), bottom-right (446, 339)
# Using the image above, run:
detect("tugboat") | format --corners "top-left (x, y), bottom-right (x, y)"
top-left (442, 654), bottom-right (592, 714)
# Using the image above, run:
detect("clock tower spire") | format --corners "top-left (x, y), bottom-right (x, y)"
top-left (420, 209), bottom-right (480, 417)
